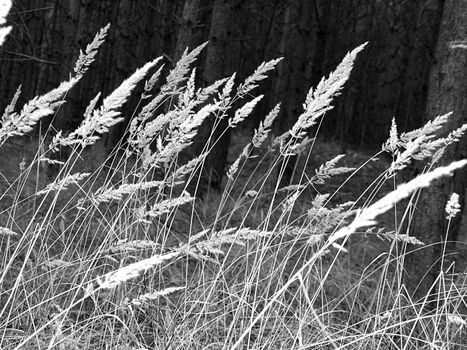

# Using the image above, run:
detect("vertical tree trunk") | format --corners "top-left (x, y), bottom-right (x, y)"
top-left (406, 0), bottom-right (467, 300)
top-left (202, 0), bottom-right (231, 191)
top-left (273, 0), bottom-right (325, 186)
top-left (174, 0), bottom-right (201, 62)
top-left (188, 0), bottom-right (232, 195)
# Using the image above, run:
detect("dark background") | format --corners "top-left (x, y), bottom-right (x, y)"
top-left (0, 0), bottom-right (442, 147)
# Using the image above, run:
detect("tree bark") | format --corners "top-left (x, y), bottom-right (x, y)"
top-left (174, 0), bottom-right (201, 62)
top-left (187, 0), bottom-right (232, 195)
top-left (273, 0), bottom-right (326, 186)
top-left (406, 0), bottom-right (467, 301)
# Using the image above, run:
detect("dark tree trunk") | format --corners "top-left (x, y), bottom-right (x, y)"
top-left (273, 0), bottom-right (327, 186)
top-left (187, 0), bottom-right (232, 195)
top-left (174, 0), bottom-right (201, 62)
top-left (202, 0), bottom-right (231, 191)
top-left (406, 0), bottom-right (467, 301)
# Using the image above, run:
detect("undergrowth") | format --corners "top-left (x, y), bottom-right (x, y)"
top-left (0, 12), bottom-right (466, 350)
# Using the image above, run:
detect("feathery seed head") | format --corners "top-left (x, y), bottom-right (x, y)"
top-left (445, 192), bottom-right (461, 219)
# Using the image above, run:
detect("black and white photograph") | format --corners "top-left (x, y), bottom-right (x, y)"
top-left (0, 1), bottom-right (466, 349)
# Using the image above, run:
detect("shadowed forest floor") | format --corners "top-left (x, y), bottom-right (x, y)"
top-left (2, 131), bottom-right (466, 289)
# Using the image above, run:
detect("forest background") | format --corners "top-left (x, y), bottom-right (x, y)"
top-left (1, 0), bottom-right (444, 147)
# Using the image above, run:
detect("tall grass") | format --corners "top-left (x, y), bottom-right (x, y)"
top-left (1, 17), bottom-right (466, 350)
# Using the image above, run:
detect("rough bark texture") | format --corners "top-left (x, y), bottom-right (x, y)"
top-left (406, 0), bottom-right (467, 300)
top-left (187, 0), bottom-right (232, 195)
top-left (174, 0), bottom-right (201, 62)
top-left (273, 0), bottom-right (326, 186)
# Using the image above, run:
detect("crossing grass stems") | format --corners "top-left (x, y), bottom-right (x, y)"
top-left (0, 6), bottom-right (466, 350)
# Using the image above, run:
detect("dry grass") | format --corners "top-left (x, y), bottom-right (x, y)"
top-left (0, 13), bottom-right (466, 350)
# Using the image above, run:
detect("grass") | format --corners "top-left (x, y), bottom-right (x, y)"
top-left (1, 18), bottom-right (467, 350)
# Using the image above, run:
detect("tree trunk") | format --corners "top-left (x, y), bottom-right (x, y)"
top-left (187, 0), bottom-right (232, 195)
top-left (174, 0), bottom-right (201, 62)
top-left (406, 0), bottom-right (467, 301)
top-left (273, 0), bottom-right (326, 186)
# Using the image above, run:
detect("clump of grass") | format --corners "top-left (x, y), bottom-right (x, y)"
top-left (0, 17), bottom-right (466, 350)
